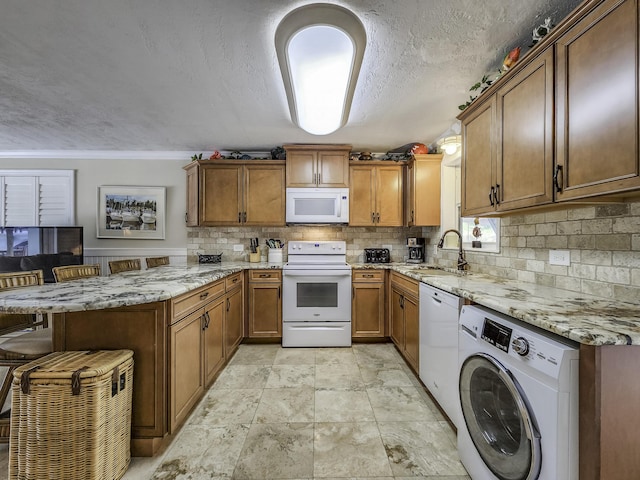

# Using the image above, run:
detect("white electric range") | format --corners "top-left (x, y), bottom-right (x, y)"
top-left (282, 240), bottom-right (352, 347)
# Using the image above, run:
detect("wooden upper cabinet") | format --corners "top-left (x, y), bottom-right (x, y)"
top-left (200, 164), bottom-right (243, 225)
top-left (183, 160), bottom-right (285, 226)
top-left (284, 144), bottom-right (350, 187)
top-left (555, 0), bottom-right (640, 201)
top-left (461, 98), bottom-right (496, 216)
top-left (406, 154), bottom-right (442, 226)
top-left (244, 164), bottom-right (286, 226)
top-left (349, 165), bottom-right (376, 225)
top-left (496, 46), bottom-right (554, 211)
top-left (185, 163), bottom-right (199, 226)
top-left (376, 166), bottom-right (403, 226)
top-left (461, 46), bottom-right (554, 215)
top-left (349, 163), bottom-right (403, 226)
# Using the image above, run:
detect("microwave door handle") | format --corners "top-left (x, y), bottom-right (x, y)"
top-left (337, 195), bottom-right (341, 217)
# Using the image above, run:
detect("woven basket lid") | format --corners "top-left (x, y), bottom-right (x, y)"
top-left (13, 349), bottom-right (133, 381)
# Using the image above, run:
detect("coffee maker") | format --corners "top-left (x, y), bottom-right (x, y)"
top-left (406, 237), bottom-right (425, 264)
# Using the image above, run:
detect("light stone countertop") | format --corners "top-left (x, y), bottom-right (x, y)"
top-left (0, 262), bottom-right (280, 314)
top-left (353, 262), bottom-right (640, 346)
top-left (0, 261), bottom-right (638, 346)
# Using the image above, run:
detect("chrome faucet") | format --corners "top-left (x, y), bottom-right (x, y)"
top-left (437, 229), bottom-right (468, 271)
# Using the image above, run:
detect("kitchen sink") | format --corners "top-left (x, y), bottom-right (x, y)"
top-left (409, 268), bottom-right (461, 276)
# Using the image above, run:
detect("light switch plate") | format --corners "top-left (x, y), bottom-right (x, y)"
top-left (233, 244), bottom-right (244, 252)
top-left (549, 249), bottom-right (570, 266)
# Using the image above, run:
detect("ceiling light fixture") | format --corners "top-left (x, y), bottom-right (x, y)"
top-left (275, 4), bottom-right (366, 136)
top-left (438, 135), bottom-right (462, 155)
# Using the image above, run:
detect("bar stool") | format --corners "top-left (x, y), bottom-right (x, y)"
top-left (52, 264), bottom-right (101, 282)
top-left (108, 259), bottom-right (141, 274)
top-left (0, 270), bottom-right (52, 443)
top-left (0, 270), bottom-right (46, 334)
top-left (145, 256), bottom-right (170, 268)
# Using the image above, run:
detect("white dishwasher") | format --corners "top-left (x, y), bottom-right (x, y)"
top-left (419, 283), bottom-right (463, 427)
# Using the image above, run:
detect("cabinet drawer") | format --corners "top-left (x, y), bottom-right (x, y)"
top-left (353, 270), bottom-right (384, 282)
top-left (390, 272), bottom-right (419, 296)
top-left (225, 272), bottom-right (243, 290)
top-left (171, 281), bottom-right (224, 323)
top-left (249, 269), bottom-right (282, 282)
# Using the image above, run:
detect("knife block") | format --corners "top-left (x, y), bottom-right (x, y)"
top-left (249, 252), bottom-right (260, 263)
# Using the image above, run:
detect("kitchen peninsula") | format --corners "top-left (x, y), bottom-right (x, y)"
top-left (1, 263), bottom-right (639, 477)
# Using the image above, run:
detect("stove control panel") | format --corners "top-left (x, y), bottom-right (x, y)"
top-left (288, 241), bottom-right (346, 255)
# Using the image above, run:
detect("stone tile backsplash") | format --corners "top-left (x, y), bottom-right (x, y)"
top-left (426, 201), bottom-right (640, 302)
top-left (187, 226), bottom-right (426, 264)
top-left (188, 201), bottom-right (640, 302)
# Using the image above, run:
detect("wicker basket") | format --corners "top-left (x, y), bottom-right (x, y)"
top-left (9, 350), bottom-right (134, 480)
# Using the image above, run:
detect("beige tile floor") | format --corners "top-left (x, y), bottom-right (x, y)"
top-left (0, 343), bottom-right (471, 480)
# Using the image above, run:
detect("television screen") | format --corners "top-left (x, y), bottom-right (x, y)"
top-left (0, 226), bottom-right (84, 283)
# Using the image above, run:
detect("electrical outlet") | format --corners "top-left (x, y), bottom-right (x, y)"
top-left (434, 245), bottom-right (439, 255)
top-left (233, 244), bottom-right (244, 252)
top-left (382, 244), bottom-right (392, 251)
top-left (549, 249), bottom-right (570, 266)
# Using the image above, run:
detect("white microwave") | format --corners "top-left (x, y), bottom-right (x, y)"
top-left (286, 188), bottom-right (349, 224)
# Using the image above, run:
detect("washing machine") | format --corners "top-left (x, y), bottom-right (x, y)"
top-left (457, 305), bottom-right (579, 480)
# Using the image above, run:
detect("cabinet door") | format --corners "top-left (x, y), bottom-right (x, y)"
top-left (169, 309), bottom-right (204, 432)
top-left (200, 165), bottom-right (242, 225)
top-left (244, 165), bottom-right (285, 226)
top-left (403, 293), bottom-right (419, 372)
top-left (410, 155), bottom-right (442, 226)
top-left (317, 150), bottom-right (349, 187)
top-left (286, 152), bottom-right (317, 187)
top-left (225, 286), bottom-right (244, 359)
top-left (352, 281), bottom-right (385, 338)
top-left (390, 287), bottom-right (405, 349)
top-left (185, 163), bottom-right (199, 226)
top-left (376, 166), bottom-right (404, 226)
top-left (556, 0), bottom-right (640, 200)
top-left (497, 47), bottom-right (554, 211)
top-left (349, 165), bottom-right (376, 226)
top-left (204, 296), bottom-right (225, 386)
top-left (248, 282), bottom-right (282, 337)
top-left (461, 98), bottom-right (496, 216)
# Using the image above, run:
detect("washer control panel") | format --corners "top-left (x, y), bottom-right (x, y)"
top-left (460, 305), bottom-right (579, 378)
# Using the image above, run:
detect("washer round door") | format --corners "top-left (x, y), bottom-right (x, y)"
top-left (459, 353), bottom-right (541, 480)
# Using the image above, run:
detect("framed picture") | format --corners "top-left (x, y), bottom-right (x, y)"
top-left (97, 186), bottom-right (166, 239)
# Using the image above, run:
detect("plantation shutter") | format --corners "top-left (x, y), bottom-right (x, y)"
top-left (0, 170), bottom-right (75, 227)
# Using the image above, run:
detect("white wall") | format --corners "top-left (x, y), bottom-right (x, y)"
top-left (1, 157), bottom-right (188, 261)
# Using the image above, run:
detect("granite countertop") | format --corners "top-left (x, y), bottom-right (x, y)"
top-left (1, 261), bottom-right (639, 346)
top-left (0, 262), bottom-right (266, 314)
top-left (353, 262), bottom-right (640, 347)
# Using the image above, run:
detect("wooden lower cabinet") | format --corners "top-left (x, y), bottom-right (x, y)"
top-left (52, 302), bottom-right (167, 456)
top-left (389, 272), bottom-right (419, 371)
top-left (169, 308), bottom-right (204, 432)
top-left (403, 293), bottom-right (419, 370)
top-left (203, 295), bottom-right (225, 386)
top-left (248, 269), bottom-right (282, 338)
top-left (225, 275), bottom-right (244, 358)
top-left (352, 270), bottom-right (385, 339)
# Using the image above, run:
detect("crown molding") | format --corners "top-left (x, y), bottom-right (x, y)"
top-left (0, 150), bottom-right (196, 160)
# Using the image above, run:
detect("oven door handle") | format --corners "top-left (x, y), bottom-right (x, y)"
top-left (283, 270), bottom-right (352, 277)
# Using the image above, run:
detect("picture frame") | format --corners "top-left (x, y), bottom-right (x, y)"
top-left (97, 186), bottom-right (166, 239)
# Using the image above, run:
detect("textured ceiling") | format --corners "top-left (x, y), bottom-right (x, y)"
top-left (0, 0), bottom-right (581, 154)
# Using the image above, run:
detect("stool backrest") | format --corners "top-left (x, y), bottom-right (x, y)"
top-left (145, 256), bottom-right (170, 268)
top-left (0, 270), bottom-right (44, 290)
top-left (108, 258), bottom-right (141, 274)
top-left (53, 264), bottom-right (101, 282)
